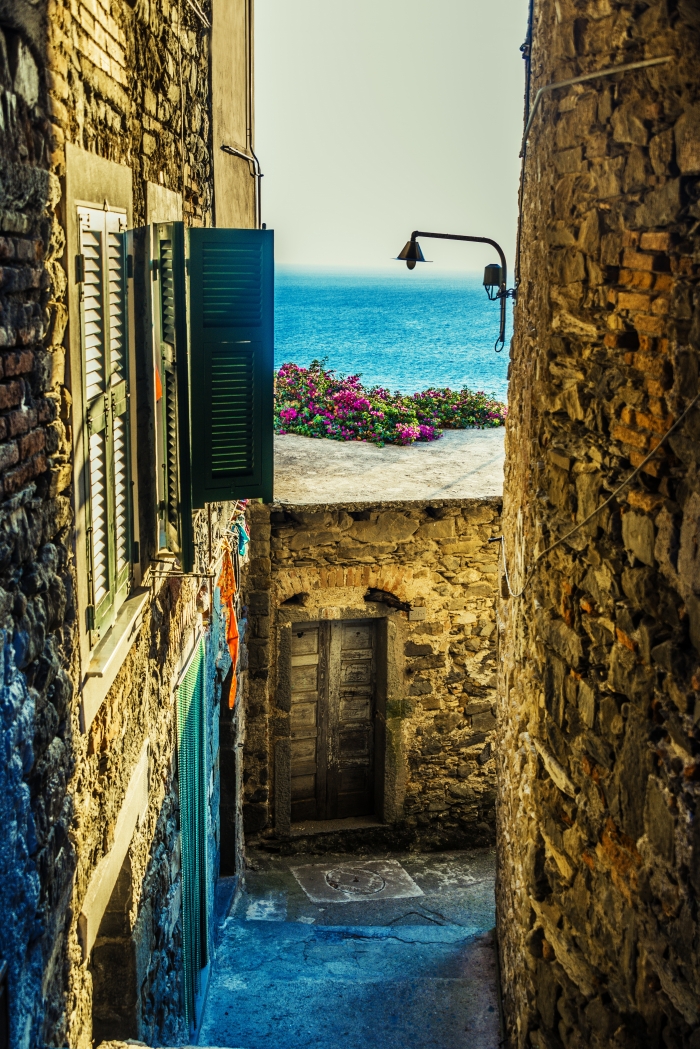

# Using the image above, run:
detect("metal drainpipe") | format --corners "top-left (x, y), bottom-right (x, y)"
top-left (246, 0), bottom-right (261, 229)
top-left (221, 1), bottom-right (263, 228)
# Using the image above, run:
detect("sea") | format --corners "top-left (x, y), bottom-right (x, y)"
top-left (274, 266), bottom-right (512, 401)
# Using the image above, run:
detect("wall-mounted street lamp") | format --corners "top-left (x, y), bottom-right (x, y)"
top-left (396, 231), bottom-right (515, 352)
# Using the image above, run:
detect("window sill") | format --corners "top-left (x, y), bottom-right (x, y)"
top-left (80, 587), bottom-right (150, 733)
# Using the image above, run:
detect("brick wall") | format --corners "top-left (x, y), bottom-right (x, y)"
top-left (498, 2), bottom-right (700, 1047)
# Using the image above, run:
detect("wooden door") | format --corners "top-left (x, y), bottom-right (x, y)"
top-left (328, 620), bottom-right (376, 818)
top-left (289, 620), bottom-right (376, 822)
top-left (290, 623), bottom-right (327, 822)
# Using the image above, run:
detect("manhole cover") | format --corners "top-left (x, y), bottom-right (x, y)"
top-left (325, 867), bottom-right (386, 895)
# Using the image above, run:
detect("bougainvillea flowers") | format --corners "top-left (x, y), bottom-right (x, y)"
top-left (274, 360), bottom-right (507, 447)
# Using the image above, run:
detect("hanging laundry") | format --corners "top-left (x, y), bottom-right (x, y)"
top-left (233, 517), bottom-right (251, 561)
top-left (217, 544), bottom-right (240, 708)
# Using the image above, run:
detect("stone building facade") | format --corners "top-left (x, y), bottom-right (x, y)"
top-left (240, 498), bottom-right (501, 853)
top-left (499, 2), bottom-right (700, 1047)
top-left (0, 1), bottom-right (256, 1045)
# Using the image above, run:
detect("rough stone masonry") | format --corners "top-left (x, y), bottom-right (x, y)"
top-left (240, 499), bottom-right (502, 852)
top-left (0, 0), bottom-right (243, 1045)
top-left (499, 2), bottom-right (700, 1048)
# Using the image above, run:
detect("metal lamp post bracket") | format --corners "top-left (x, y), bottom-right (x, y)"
top-left (408, 231), bottom-right (511, 352)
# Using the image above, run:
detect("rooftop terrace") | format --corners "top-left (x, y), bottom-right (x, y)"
top-left (272, 428), bottom-right (505, 504)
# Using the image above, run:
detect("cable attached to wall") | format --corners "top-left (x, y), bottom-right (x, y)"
top-left (491, 390), bottom-right (700, 600)
top-left (514, 53), bottom-right (671, 288)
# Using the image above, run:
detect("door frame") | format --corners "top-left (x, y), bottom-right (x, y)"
top-left (274, 605), bottom-right (406, 837)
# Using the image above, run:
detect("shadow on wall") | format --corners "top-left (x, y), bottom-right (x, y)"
top-left (87, 775), bottom-right (188, 1046)
top-left (91, 855), bottom-right (138, 1040)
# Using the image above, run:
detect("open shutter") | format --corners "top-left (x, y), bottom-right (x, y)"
top-left (177, 638), bottom-right (208, 1028)
top-left (79, 212), bottom-right (111, 629)
top-left (155, 223), bottom-right (194, 571)
top-left (106, 213), bottom-right (131, 596)
top-left (78, 207), bottom-right (132, 636)
top-left (187, 227), bottom-right (274, 508)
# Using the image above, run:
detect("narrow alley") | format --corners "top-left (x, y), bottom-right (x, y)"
top-left (200, 848), bottom-right (500, 1049)
top-left (3, 2), bottom-right (700, 1048)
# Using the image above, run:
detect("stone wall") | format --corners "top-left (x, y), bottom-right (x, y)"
top-left (241, 498), bottom-right (501, 851)
top-left (0, 12), bottom-right (80, 1044)
top-left (0, 1), bottom-right (253, 1045)
top-left (47, 0), bottom-right (214, 226)
top-left (499, 2), bottom-right (700, 1047)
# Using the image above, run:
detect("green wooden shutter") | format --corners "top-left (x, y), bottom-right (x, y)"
top-left (177, 638), bottom-right (208, 1028)
top-left (78, 207), bottom-right (133, 635)
top-left (187, 227), bottom-right (274, 508)
top-left (155, 223), bottom-right (194, 572)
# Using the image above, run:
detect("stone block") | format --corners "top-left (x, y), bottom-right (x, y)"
top-left (349, 511), bottom-right (419, 544)
top-left (644, 778), bottom-right (675, 863)
top-left (611, 102), bottom-right (649, 146)
top-left (621, 511), bottom-right (655, 567)
top-left (675, 106), bottom-right (700, 174)
top-left (416, 518), bottom-right (456, 540)
top-left (635, 179), bottom-right (682, 228)
top-left (405, 641), bottom-right (432, 656)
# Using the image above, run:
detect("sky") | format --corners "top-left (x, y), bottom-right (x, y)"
top-left (254, 0), bottom-right (528, 273)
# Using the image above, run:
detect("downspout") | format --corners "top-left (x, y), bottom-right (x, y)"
top-left (246, 0), bottom-right (261, 229)
top-left (221, 0), bottom-right (262, 228)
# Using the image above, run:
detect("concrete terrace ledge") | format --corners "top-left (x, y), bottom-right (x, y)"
top-left (273, 428), bottom-right (505, 504)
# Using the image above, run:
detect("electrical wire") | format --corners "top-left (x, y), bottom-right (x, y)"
top-left (491, 390), bottom-right (700, 599)
top-left (520, 55), bottom-right (671, 156)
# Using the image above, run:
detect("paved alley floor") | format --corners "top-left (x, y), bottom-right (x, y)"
top-left (273, 428), bottom-right (504, 503)
top-left (199, 848), bottom-right (500, 1049)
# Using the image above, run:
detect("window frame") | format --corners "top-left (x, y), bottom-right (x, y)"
top-left (77, 205), bottom-right (133, 635)
top-left (152, 222), bottom-right (193, 568)
top-left (65, 146), bottom-right (140, 674)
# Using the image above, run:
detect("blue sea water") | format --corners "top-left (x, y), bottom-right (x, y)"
top-left (274, 266), bottom-right (512, 401)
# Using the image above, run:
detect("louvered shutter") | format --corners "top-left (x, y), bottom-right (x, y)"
top-left (78, 207), bottom-right (132, 634)
top-left (155, 223), bottom-right (194, 572)
top-left (106, 213), bottom-right (131, 595)
top-left (187, 228), bottom-right (274, 508)
top-left (177, 638), bottom-right (208, 1027)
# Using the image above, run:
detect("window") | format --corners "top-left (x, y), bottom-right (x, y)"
top-left (77, 207), bottom-right (133, 637)
top-left (153, 222), bottom-right (193, 567)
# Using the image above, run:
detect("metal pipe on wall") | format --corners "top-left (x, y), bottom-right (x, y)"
top-left (246, 0), bottom-right (262, 229)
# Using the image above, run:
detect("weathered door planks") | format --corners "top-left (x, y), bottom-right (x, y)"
top-left (289, 619), bottom-right (376, 822)
top-left (290, 622), bottom-right (328, 822)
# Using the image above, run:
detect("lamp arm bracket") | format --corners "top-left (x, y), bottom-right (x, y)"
top-left (410, 231), bottom-right (507, 287)
top-left (407, 230), bottom-right (510, 354)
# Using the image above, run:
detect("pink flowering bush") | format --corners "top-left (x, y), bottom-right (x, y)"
top-left (275, 360), bottom-right (507, 446)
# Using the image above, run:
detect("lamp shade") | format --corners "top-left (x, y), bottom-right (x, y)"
top-left (396, 239), bottom-right (427, 269)
top-left (483, 263), bottom-right (502, 288)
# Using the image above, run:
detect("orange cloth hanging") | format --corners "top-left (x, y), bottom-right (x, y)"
top-left (217, 545), bottom-right (239, 708)
top-left (155, 363), bottom-right (163, 402)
